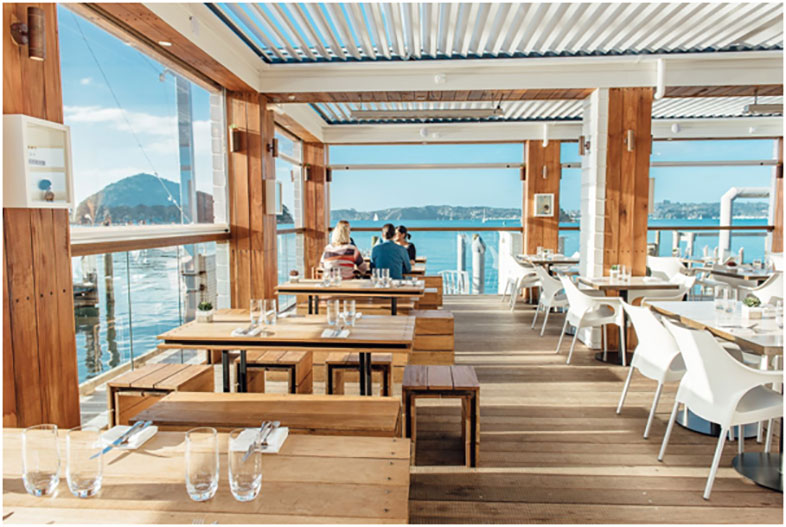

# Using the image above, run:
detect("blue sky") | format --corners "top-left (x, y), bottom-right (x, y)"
top-left (59, 6), bottom-right (776, 215)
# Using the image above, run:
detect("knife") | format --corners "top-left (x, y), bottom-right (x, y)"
top-left (91, 420), bottom-right (149, 459)
top-left (242, 421), bottom-right (270, 463)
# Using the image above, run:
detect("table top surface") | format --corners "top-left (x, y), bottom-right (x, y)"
top-left (2, 428), bottom-right (409, 524)
top-left (702, 267), bottom-right (773, 281)
top-left (647, 301), bottom-right (784, 355)
top-left (129, 392), bottom-right (402, 436)
top-left (276, 279), bottom-right (425, 296)
top-left (579, 276), bottom-right (680, 291)
top-left (518, 255), bottom-right (580, 265)
top-left (158, 313), bottom-right (415, 351)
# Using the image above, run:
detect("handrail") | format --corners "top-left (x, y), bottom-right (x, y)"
top-left (321, 224), bottom-right (773, 233)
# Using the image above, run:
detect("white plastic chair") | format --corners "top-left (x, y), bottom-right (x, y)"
top-left (616, 302), bottom-right (686, 438)
top-left (647, 256), bottom-right (686, 280)
top-left (658, 320), bottom-right (783, 500)
top-left (531, 265), bottom-right (568, 336)
top-left (738, 271), bottom-right (783, 305)
top-left (505, 261), bottom-right (540, 311)
top-left (630, 273), bottom-right (696, 305)
top-left (556, 276), bottom-right (626, 365)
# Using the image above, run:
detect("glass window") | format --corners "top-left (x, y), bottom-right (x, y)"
top-left (58, 6), bottom-right (226, 228)
top-left (329, 143), bottom-right (523, 165)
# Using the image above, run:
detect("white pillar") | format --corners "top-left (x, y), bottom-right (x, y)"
top-left (580, 88), bottom-right (609, 279)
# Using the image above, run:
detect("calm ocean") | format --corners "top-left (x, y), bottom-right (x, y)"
top-left (72, 217), bottom-right (769, 383)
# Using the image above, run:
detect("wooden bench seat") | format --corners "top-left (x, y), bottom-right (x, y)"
top-left (325, 352), bottom-right (393, 396)
top-left (130, 391), bottom-right (403, 437)
top-left (107, 363), bottom-right (214, 427)
top-left (235, 350), bottom-right (313, 394)
top-left (410, 309), bottom-right (455, 365)
top-left (402, 365), bottom-right (480, 467)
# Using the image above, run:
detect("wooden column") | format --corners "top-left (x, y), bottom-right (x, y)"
top-left (772, 138), bottom-right (783, 253)
top-left (226, 93), bottom-right (277, 307)
top-left (303, 143), bottom-right (328, 276)
top-left (603, 87), bottom-right (653, 275)
top-left (523, 140), bottom-right (562, 254)
top-left (3, 3), bottom-right (80, 428)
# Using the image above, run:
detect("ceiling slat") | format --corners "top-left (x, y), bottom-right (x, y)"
top-left (672, 3), bottom-right (739, 51)
top-left (347, 3), bottom-right (376, 59)
top-left (572, 3), bottom-right (627, 52)
top-left (270, 4), bottom-right (317, 61)
top-left (366, 4), bottom-right (391, 60)
top-left (638, 3), bottom-right (708, 51)
top-left (476, 3), bottom-right (506, 57)
top-left (304, 4), bottom-right (347, 60)
top-left (457, 3), bottom-right (481, 57)
top-left (527, 3), bottom-right (571, 54)
top-left (441, 3), bottom-right (460, 58)
top-left (386, 3), bottom-right (407, 58)
top-left (327, 4), bottom-right (362, 60)
top-left (214, 4), bottom-right (273, 62)
top-left (605, 3), bottom-right (671, 52)
top-left (250, 4), bottom-right (303, 61)
top-left (290, 4), bottom-right (331, 60)
top-left (701, 3), bottom-right (774, 49)
top-left (542, 3), bottom-right (587, 53)
top-left (224, 3), bottom-right (288, 62)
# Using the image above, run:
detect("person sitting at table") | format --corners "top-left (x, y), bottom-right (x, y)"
top-left (320, 220), bottom-right (367, 279)
top-left (395, 225), bottom-right (417, 264)
top-left (371, 223), bottom-right (412, 279)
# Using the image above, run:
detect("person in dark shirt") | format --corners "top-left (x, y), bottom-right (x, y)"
top-left (395, 225), bottom-right (417, 264)
top-left (371, 223), bottom-right (411, 280)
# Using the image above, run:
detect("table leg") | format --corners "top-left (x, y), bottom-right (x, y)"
top-left (238, 350), bottom-right (247, 393)
top-left (359, 352), bottom-right (373, 396)
top-left (222, 351), bottom-right (230, 393)
top-left (358, 352), bottom-right (367, 395)
top-left (308, 295), bottom-right (313, 315)
top-left (470, 392), bottom-right (478, 468)
top-left (289, 367), bottom-right (297, 394)
top-left (391, 297), bottom-right (398, 316)
top-left (594, 289), bottom-right (633, 366)
top-left (314, 295), bottom-right (319, 314)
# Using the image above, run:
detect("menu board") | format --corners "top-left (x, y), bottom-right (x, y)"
top-left (27, 146), bottom-right (66, 169)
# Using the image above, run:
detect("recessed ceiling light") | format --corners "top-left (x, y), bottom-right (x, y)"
top-left (288, 95), bottom-right (296, 101)
top-left (158, 41), bottom-right (173, 47)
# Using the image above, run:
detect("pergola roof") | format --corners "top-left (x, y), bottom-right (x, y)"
top-left (209, 2), bottom-right (783, 64)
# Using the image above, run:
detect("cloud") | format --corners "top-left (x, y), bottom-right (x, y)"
top-left (79, 77), bottom-right (92, 86)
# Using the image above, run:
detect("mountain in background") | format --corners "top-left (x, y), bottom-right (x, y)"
top-left (651, 200), bottom-right (769, 219)
top-left (74, 173), bottom-right (293, 225)
top-left (332, 205), bottom-right (573, 222)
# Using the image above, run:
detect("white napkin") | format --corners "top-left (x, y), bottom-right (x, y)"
top-left (100, 425), bottom-right (158, 450)
top-left (355, 312), bottom-right (363, 320)
top-left (321, 328), bottom-right (350, 338)
top-left (643, 277), bottom-right (660, 283)
top-left (229, 427), bottom-right (289, 455)
top-left (231, 326), bottom-right (266, 337)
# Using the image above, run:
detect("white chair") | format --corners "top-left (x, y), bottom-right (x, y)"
top-left (631, 273), bottom-right (697, 305)
top-left (556, 276), bottom-right (626, 365)
top-left (647, 256), bottom-right (686, 280)
top-left (616, 302), bottom-right (685, 438)
top-left (531, 265), bottom-right (568, 336)
top-left (658, 320), bottom-right (783, 500)
top-left (504, 260), bottom-right (540, 311)
top-left (738, 271), bottom-right (783, 305)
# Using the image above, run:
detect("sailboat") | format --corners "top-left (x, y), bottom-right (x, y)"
top-left (373, 212), bottom-right (379, 222)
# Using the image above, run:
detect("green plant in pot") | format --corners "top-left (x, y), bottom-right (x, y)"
top-left (741, 294), bottom-right (763, 319)
top-left (197, 301), bottom-right (214, 322)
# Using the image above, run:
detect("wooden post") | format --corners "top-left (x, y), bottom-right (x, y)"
top-left (3, 3), bottom-right (80, 428)
top-left (523, 140), bottom-right (562, 255)
top-left (303, 143), bottom-right (328, 276)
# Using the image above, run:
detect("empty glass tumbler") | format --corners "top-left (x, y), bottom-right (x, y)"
top-left (343, 299), bottom-right (356, 327)
top-left (66, 427), bottom-right (103, 498)
top-left (22, 424), bottom-right (60, 497)
top-left (250, 299), bottom-right (262, 326)
top-left (185, 427), bottom-right (219, 502)
top-left (228, 429), bottom-right (263, 502)
top-left (326, 300), bottom-right (340, 327)
top-left (263, 299), bottom-right (277, 325)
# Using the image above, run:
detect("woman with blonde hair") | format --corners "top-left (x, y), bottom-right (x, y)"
top-left (320, 220), bottom-right (367, 279)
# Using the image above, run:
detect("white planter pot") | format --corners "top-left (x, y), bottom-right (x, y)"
top-left (741, 305), bottom-right (763, 319)
top-left (196, 310), bottom-right (214, 323)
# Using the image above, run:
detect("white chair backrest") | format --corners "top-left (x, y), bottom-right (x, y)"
top-left (647, 256), bottom-right (685, 279)
top-left (669, 273), bottom-right (697, 295)
top-left (560, 275), bottom-right (600, 315)
top-left (746, 272), bottom-right (783, 304)
top-left (767, 253), bottom-right (783, 271)
top-left (623, 302), bottom-right (681, 363)
top-left (534, 265), bottom-right (562, 299)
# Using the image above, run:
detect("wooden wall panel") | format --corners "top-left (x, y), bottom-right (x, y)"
top-left (3, 3), bottom-right (80, 428)
top-left (772, 138), bottom-right (784, 253)
top-left (226, 93), bottom-right (278, 306)
top-left (523, 141), bottom-right (561, 255)
top-left (603, 87), bottom-right (653, 275)
top-left (302, 143), bottom-right (327, 276)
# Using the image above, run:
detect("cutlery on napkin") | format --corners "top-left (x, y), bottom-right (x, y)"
top-left (93, 420), bottom-right (152, 458)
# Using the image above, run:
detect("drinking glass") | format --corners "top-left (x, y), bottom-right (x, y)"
top-left (22, 424), bottom-right (60, 497)
top-left (724, 288), bottom-right (736, 314)
top-left (263, 298), bottom-right (277, 325)
top-left (185, 427), bottom-right (219, 502)
top-left (228, 429), bottom-right (262, 502)
top-left (343, 299), bottom-right (356, 327)
top-left (249, 299), bottom-right (262, 326)
top-left (536, 246), bottom-right (544, 257)
top-left (332, 267), bottom-right (342, 286)
top-left (714, 288), bottom-right (725, 311)
top-left (66, 427), bottom-right (102, 498)
top-left (382, 268), bottom-right (391, 287)
top-left (326, 300), bottom-right (339, 327)
top-left (776, 300), bottom-right (783, 329)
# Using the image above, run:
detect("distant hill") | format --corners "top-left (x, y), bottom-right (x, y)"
top-left (74, 173), bottom-right (293, 225)
top-left (332, 205), bottom-right (573, 222)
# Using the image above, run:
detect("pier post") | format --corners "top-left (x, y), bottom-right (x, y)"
top-left (472, 234), bottom-right (486, 295)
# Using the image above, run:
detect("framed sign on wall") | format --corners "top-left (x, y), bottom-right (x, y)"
top-left (533, 193), bottom-right (555, 217)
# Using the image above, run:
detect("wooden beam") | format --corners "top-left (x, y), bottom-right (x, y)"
top-left (302, 143), bottom-right (328, 277)
top-left (70, 231), bottom-right (231, 257)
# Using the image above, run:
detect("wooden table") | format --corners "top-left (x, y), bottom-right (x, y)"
top-left (276, 279), bottom-right (424, 316)
top-left (699, 266), bottom-right (772, 283)
top-left (578, 276), bottom-right (680, 365)
top-left (518, 255), bottom-right (580, 273)
top-left (130, 392), bottom-right (403, 436)
top-left (158, 312), bottom-right (414, 396)
top-left (647, 300), bottom-right (784, 492)
top-left (403, 264), bottom-right (426, 276)
top-left (2, 429), bottom-right (409, 524)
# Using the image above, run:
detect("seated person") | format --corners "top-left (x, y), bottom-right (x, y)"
top-left (371, 223), bottom-right (412, 280)
top-left (395, 225), bottom-right (417, 264)
top-left (320, 220), bottom-right (367, 280)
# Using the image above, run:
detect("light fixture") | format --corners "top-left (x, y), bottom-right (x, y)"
top-left (287, 95), bottom-right (296, 101)
top-left (542, 123), bottom-right (549, 147)
top-left (10, 6), bottom-right (45, 61)
top-left (578, 135), bottom-right (590, 155)
top-left (749, 126), bottom-right (757, 135)
top-left (743, 89), bottom-right (783, 115)
top-left (670, 123), bottom-right (681, 134)
top-left (654, 58), bottom-right (666, 100)
top-left (624, 129), bottom-right (635, 152)
top-left (352, 107), bottom-right (503, 120)
top-left (267, 137), bottom-right (279, 157)
top-left (419, 127), bottom-right (430, 138)
top-left (542, 166), bottom-right (548, 179)
top-left (434, 73), bottom-right (446, 85)
top-left (158, 40), bottom-right (173, 47)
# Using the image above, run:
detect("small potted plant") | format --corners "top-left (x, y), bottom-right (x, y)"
top-left (289, 269), bottom-right (300, 283)
top-left (196, 301), bottom-right (214, 323)
top-left (742, 294), bottom-right (763, 319)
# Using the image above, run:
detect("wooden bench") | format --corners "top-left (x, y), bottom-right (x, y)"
top-left (106, 363), bottom-right (214, 427)
top-left (235, 350), bottom-right (313, 394)
top-left (325, 352), bottom-right (393, 396)
top-left (130, 391), bottom-right (403, 437)
top-left (402, 365), bottom-right (480, 467)
top-left (410, 309), bottom-right (455, 365)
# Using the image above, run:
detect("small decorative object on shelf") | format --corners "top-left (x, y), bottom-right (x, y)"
top-left (742, 294), bottom-right (763, 319)
top-left (289, 269), bottom-right (300, 283)
top-left (38, 178), bottom-right (54, 201)
top-left (196, 301), bottom-right (214, 323)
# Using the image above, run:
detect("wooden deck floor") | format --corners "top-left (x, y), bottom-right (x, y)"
top-left (409, 296), bottom-right (783, 524)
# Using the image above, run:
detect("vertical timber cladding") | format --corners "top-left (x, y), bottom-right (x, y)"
top-left (3, 3), bottom-right (80, 428)
top-left (302, 143), bottom-right (328, 277)
top-left (772, 138), bottom-right (784, 253)
top-left (523, 140), bottom-right (562, 255)
top-left (227, 92), bottom-right (278, 307)
top-left (603, 87), bottom-right (653, 276)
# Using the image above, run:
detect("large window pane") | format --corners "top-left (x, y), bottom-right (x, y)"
top-left (329, 143), bottom-right (523, 165)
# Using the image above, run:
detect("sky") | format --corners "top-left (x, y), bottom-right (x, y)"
top-left (59, 5), bottom-right (777, 217)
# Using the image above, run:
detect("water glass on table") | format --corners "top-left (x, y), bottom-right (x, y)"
top-left (776, 300), bottom-right (783, 329)
top-left (66, 427), bottom-right (103, 498)
top-left (185, 427), bottom-right (219, 502)
top-left (22, 424), bottom-right (60, 497)
top-left (228, 429), bottom-right (262, 502)
top-left (326, 299), bottom-right (340, 327)
top-left (382, 268), bottom-right (391, 287)
top-left (343, 299), bottom-right (356, 327)
top-left (263, 298), bottom-right (277, 325)
top-left (250, 299), bottom-right (262, 327)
